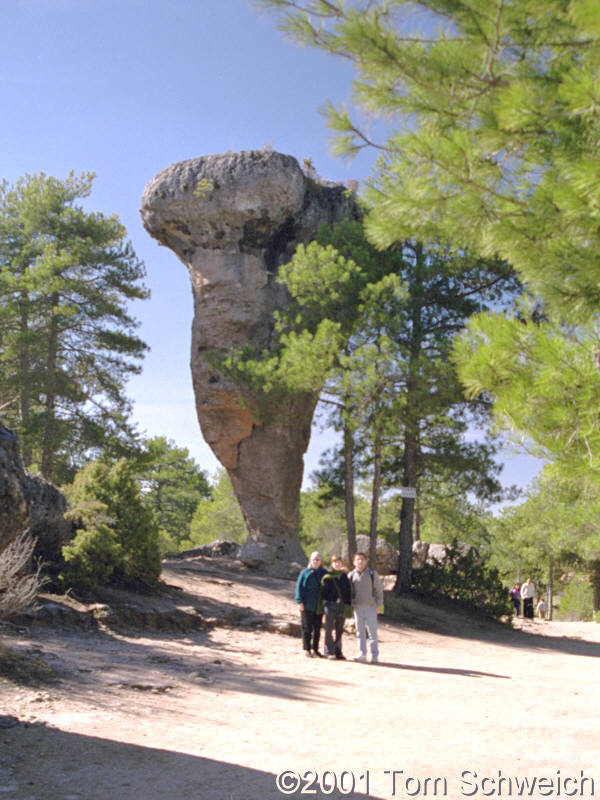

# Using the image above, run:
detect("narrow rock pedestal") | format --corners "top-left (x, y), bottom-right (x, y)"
top-left (141, 150), bottom-right (358, 577)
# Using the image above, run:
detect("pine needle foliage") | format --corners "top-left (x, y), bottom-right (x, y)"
top-left (0, 172), bottom-right (149, 483)
top-left (254, 0), bottom-right (600, 319)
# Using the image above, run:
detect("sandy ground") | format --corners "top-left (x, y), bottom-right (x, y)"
top-left (1, 555), bottom-right (600, 800)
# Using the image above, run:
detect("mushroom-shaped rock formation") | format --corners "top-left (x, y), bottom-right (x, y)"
top-left (141, 150), bottom-right (359, 576)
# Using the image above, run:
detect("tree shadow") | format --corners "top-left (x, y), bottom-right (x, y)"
top-left (94, 581), bottom-right (289, 630)
top-left (1, 626), bottom-right (350, 711)
top-left (159, 559), bottom-right (300, 629)
top-left (486, 624), bottom-right (600, 658)
top-left (163, 555), bottom-right (296, 592)
top-left (3, 723), bottom-right (383, 800)
top-left (382, 598), bottom-right (600, 659)
top-left (174, 559), bottom-right (600, 661)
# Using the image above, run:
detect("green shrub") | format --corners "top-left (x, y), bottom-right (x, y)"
top-left (556, 577), bottom-right (594, 621)
top-left (181, 469), bottom-right (246, 549)
top-left (411, 539), bottom-right (513, 620)
top-left (62, 500), bottom-right (122, 592)
top-left (62, 460), bottom-right (161, 593)
top-left (157, 528), bottom-right (180, 557)
top-left (298, 489), bottom-right (347, 557)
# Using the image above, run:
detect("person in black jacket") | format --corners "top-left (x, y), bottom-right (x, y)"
top-left (321, 555), bottom-right (352, 660)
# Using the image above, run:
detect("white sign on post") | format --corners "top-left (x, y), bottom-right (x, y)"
top-left (400, 487), bottom-right (417, 499)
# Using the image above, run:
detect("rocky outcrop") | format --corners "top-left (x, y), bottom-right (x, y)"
top-left (411, 540), bottom-right (477, 569)
top-left (25, 472), bottom-right (70, 564)
top-left (341, 534), bottom-right (398, 575)
top-left (177, 539), bottom-right (241, 559)
top-left (0, 426), bottom-right (29, 553)
top-left (0, 423), bottom-right (70, 563)
top-left (141, 150), bottom-right (359, 577)
top-left (337, 537), bottom-right (478, 575)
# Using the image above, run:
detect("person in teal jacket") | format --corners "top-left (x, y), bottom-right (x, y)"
top-left (295, 551), bottom-right (327, 657)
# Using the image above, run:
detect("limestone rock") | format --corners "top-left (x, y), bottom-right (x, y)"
top-left (0, 422), bottom-right (70, 563)
top-left (141, 150), bottom-right (359, 577)
top-left (411, 540), bottom-right (429, 569)
top-left (25, 472), bottom-right (71, 564)
top-left (341, 534), bottom-right (398, 575)
top-left (411, 540), bottom-right (477, 569)
top-left (0, 425), bottom-right (29, 552)
top-left (178, 539), bottom-right (240, 559)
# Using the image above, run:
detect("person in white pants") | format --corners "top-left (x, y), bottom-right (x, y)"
top-left (349, 552), bottom-right (384, 664)
top-left (521, 577), bottom-right (535, 619)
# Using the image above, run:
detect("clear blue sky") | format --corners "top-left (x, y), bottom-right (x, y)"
top-left (1, 0), bottom-right (541, 496)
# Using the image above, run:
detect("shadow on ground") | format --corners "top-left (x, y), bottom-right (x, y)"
top-left (1, 626), bottom-right (351, 710)
top-left (2, 722), bottom-right (382, 800)
top-left (383, 594), bottom-right (600, 658)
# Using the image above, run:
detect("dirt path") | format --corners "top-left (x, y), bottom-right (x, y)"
top-left (1, 556), bottom-right (599, 800)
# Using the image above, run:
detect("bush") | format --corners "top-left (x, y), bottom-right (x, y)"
top-left (298, 489), bottom-right (348, 557)
top-left (0, 531), bottom-right (45, 618)
top-left (556, 577), bottom-right (594, 621)
top-left (411, 539), bottom-right (513, 620)
top-left (62, 500), bottom-right (122, 592)
top-left (181, 469), bottom-right (246, 550)
top-left (62, 460), bottom-right (161, 593)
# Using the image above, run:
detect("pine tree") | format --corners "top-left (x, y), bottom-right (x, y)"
top-left (255, 0), bottom-right (600, 319)
top-left (454, 309), bottom-right (600, 478)
top-left (133, 436), bottom-right (211, 554)
top-left (489, 467), bottom-right (600, 617)
top-left (184, 469), bottom-right (247, 549)
top-left (63, 459), bottom-right (162, 591)
top-left (255, 0), bottom-right (600, 570)
top-left (223, 219), bottom-right (519, 591)
top-left (0, 173), bottom-right (149, 482)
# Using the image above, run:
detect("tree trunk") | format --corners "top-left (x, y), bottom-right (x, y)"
top-left (414, 493), bottom-right (421, 542)
top-left (546, 554), bottom-right (553, 621)
top-left (394, 242), bottom-right (424, 593)
top-left (396, 496), bottom-right (414, 592)
top-left (368, 433), bottom-right (382, 566)
top-left (394, 430), bottom-right (418, 594)
top-left (18, 304), bottom-right (32, 467)
top-left (40, 297), bottom-right (59, 480)
top-left (343, 418), bottom-right (357, 564)
top-left (589, 560), bottom-right (600, 614)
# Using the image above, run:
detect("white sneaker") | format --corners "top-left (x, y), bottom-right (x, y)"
top-left (353, 654), bottom-right (367, 663)
top-left (371, 656), bottom-right (379, 664)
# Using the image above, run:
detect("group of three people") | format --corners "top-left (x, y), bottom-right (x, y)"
top-left (295, 551), bottom-right (384, 664)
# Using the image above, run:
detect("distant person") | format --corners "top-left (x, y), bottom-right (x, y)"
top-left (521, 577), bottom-right (535, 619)
top-left (509, 582), bottom-right (522, 616)
top-left (295, 551), bottom-right (327, 657)
top-left (349, 552), bottom-right (384, 664)
top-left (321, 555), bottom-right (352, 660)
top-left (536, 597), bottom-right (548, 620)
